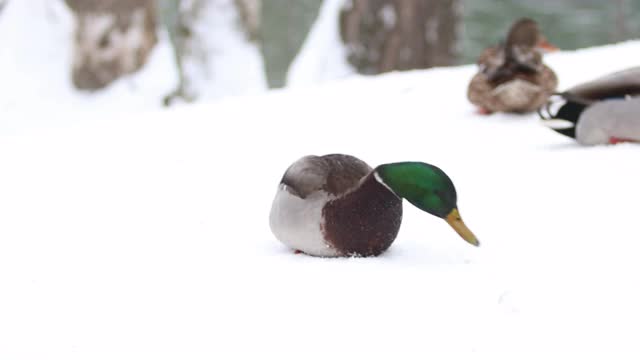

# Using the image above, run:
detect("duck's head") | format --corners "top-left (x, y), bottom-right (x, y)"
top-left (506, 18), bottom-right (558, 53)
top-left (374, 162), bottom-right (479, 247)
top-left (539, 94), bottom-right (590, 139)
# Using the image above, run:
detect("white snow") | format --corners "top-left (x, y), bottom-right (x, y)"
top-left (285, 0), bottom-right (355, 89)
top-left (177, 0), bottom-right (267, 101)
top-left (2, 1), bottom-right (640, 358)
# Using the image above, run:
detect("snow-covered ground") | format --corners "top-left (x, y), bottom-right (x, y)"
top-left (2, 1), bottom-right (640, 357)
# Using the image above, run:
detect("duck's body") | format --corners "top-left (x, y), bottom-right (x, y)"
top-left (468, 66), bottom-right (558, 113)
top-left (269, 154), bottom-right (478, 257)
top-left (540, 67), bottom-right (640, 145)
top-left (467, 18), bottom-right (558, 114)
top-left (270, 155), bottom-right (402, 257)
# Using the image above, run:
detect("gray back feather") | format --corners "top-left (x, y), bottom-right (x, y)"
top-left (281, 154), bottom-right (372, 198)
top-left (568, 67), bottom-right (640, 100)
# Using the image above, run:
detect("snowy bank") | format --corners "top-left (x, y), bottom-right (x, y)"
top-left (1, 37), bottom-right (640, 358)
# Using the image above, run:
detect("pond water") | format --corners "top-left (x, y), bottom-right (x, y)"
top-left (461, 0), bottom-right (640, 63)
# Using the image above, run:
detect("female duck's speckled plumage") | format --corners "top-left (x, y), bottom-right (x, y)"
top-left (269, 154), bottom-right (478, 257)
top-left (467, 18), bottom-right (558, 114)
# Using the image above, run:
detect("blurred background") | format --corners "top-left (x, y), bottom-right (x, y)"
top-left (0, 0), bottom-right (637, 109)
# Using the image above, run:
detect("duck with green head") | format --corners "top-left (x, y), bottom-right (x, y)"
top-left (269, 154), bottom-right (478, 257)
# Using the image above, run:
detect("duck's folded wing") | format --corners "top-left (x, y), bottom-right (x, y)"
top-left (577, 97), bottom-right (640, 145)
top-left (321, 154), bottom-right (372, 196)
top-left (566, 67), bottom-right (640, 101)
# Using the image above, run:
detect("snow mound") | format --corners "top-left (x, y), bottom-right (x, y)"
top-left (1, 25), bottom-right (640, 358)
top-left (286, 0), bottom-right (355, 88)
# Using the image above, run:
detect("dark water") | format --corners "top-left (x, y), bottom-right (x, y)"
top-left (262, 0), bottom-right (640, 84)
top-left (461, 0), bottom-right (640, 63)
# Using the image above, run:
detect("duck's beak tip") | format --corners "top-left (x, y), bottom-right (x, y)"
top-left (445, 208), bottom-right (480, 247)
top-left (538, 39), bottom-right (560, 53)
top-left (469, 237), bottom-right (480, 247)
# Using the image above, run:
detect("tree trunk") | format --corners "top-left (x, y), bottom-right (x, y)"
top-left (612, 0), bottom-right (629, 42)
top-left (65, 0), bottom-right (158, 90)
top-left (339, 0), bottom-right (461, 75)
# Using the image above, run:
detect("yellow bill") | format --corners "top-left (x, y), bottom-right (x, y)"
top-left (445, 208), bottom-right (479, 246)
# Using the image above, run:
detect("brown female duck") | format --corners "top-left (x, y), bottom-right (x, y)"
top-left (467, 18), bottom-right (558, 114)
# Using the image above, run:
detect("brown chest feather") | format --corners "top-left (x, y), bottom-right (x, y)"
top-left (322, 174), bottom-right (403, 257)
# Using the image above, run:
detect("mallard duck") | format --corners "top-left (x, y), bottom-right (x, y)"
top-left (467, 18), bottom-right (558, 114)
top-left (268, 154), bottom-right (479, 257)
top-left (539, 67), bottom-right (640, 145)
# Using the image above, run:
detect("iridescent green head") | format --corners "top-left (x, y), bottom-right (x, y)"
top-left (375, 162), bottom-right (479, 246)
